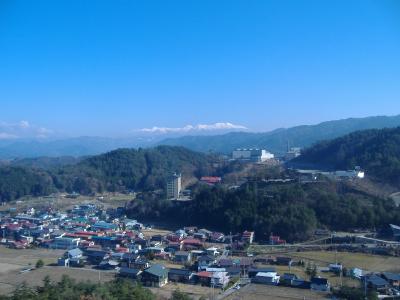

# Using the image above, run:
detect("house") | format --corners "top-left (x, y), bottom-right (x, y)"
top-left (218, 258), bottom-right (234, 268)
top-left (195, 271), bottom-right (212, 286)
top-left (197, 229), bottom-right (212, 239)
top-left (200, 176), bottom-right (222, 185)
top-left (198, 255), bottom-right (216, 271)
top-left (225, 266), bottom-right (242, 278)
top-left (184, 227), bottom-right (197, 235)
top-left (311, 277), bottom-right (330, 292)
top-left (280, 273), bottom-right (298, 286)
top-left (206, 247), bottom-right (219, 256)
top-left (210, 232), bottom-right (225, 243)
top-left (85, 249), bottom-right (110, 265)
top-left (142, 247), bottom-right (164, 255)
top-left (118, 267), bottom-right (142, 280)
top-left (142, 264), bottom-right (169, 287)
top-left (252, 272), bottom-right (280, 285)
top-left (98, 260), bottom-right (119, 270)
top-left (66, 248), bottom-right (83, 259)
top-left (174, 251), bottom-right (192, 264)
top-left (211, 271), bottom-right (230, 288)
top-left (49, 237), bottom-right (80, 249)
top-left (175, 229), bottom-right (187, 239)
top-left (133, 257), bottom-right (151, 270)
top-left (168, 268), bottom-right (193, 283)
top-left (154, 252), bottom-right (170, 260)
top-left (276, 256), bottom-right (293, 266)
top-left (248, 267), bottom-right (276, 278)
top-left (193, 232), bottom-right (207, 241)
top-left (291, 279), bottom-right (311, 289)
top-left (182, 238), bottom-right (203, 250)
top-left (363, 274), bottom-right (389, 292)
top-left (329, 263), bottom-right (343, 274)
top-left (91, 221), bottom-right (118, 232)
top-left (269, 235), bottom-right (286, 245)
top-left (381, 272), bottom-right (400, 287)
top-left (348, 268), bottom-right (363, 279)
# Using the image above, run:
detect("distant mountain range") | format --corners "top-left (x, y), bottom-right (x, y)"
top-left (0, 136), bottom-right (156, 159)
top-left (1, 115), bottom-right (400, 159)
top-left (158, 115), bottom-right (400, 155)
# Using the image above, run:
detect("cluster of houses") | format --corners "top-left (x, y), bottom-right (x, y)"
top-left (1, 204), bottom-right (399, 296)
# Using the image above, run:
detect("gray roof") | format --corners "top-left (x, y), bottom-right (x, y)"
top-left (68, 248), bottom-right (83, 257)
top-left (365, 274), bottom-right (388, 286)
top-left (382, 272), bottom-right (400, 281)
top-left (144, 264), bottom-right (168, 277)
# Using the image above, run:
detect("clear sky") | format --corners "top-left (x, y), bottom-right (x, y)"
top-left (0, 0), bottom-right (400, 137)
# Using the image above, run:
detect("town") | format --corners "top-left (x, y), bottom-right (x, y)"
top-left (1, 186), bottom-right (400, 299)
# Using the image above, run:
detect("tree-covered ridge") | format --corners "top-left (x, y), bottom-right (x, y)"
top-left (0, 146), bottom-right (216, 202)
top-left (128, 180), bottom-right (400, 242)
top-left (292, 127), bottom-right (400, 185)
top-left (0, 166), bottom-right (55, 202)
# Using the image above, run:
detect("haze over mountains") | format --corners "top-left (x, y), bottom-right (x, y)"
top-left (1, 115), bottom-right (400, 159)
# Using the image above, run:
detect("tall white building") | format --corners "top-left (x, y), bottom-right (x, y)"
top-left (232, 148), bottom-right (274, 162)
top-left (167, 173), bottom-right (182, 199)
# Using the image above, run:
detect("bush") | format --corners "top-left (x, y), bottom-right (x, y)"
top-left (35, 259), bottom-right (44, 269)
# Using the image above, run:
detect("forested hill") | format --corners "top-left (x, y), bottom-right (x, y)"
top-left (158, 115), bottom-right (400, 155)
top-left (292, 127), bottom-right (400, 185)
top-left (0, 146), bottom-right (217, 202)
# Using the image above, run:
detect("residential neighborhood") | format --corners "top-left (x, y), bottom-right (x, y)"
top-left (1, 201), bottom-right (400, 299)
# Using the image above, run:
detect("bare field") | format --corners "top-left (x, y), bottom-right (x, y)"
top-left (0, 246), bottom-right (65, 266)
top-left (225, 283), bottom-right (328, 300)
top-left (150, 283), bottom-right (215, 300)
top-left (0, 266), bottom-right (116, 295)
top-left (289, 251), bottom-right (400, 273)
top-left (0, 193), bottom-right (132, 213)
top-left (142, 228), bottom-right (173, 239)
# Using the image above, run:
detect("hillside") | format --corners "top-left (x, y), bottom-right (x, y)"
top-left (292, 127), bottom-right (400, 186)
top-left (128, 179), bottom-right (400, 242)
top-left (0, 146), bottom-right (217, 202)
top-left (158, 115), bottom-right (400, 155)
top-left (0, 156), bottom-right (82, 170)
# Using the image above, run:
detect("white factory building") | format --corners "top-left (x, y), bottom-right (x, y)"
top-left (232, 148), bottom-right (274, 162)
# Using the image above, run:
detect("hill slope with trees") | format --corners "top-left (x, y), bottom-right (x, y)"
top-left (127, 179), bottom-right (400, 242)
top-left (292, 127), bottom-right (400, 186)
top-left (0, 146), bottom-right (217, 202)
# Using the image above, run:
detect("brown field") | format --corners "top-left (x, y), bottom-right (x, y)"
top-left (225, 283), bottom-right (329, 300)
top-left (0, 193), bottom-right (132, 213)
top-left (0, 266), bottom-right (116, 295)
top-left (150, 283), bottom-right (216, 300)
top-left (0, 246), bottom-right (116, 295)
top-left (289, 251), bottom-right (400, 273)
top-left (142, 228), bottom-right (173, 239)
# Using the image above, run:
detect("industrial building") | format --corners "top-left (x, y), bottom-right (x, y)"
top-left (232, 148), bottom-right (274, 162)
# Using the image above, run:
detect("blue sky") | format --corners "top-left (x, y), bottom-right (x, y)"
top-left (0, 0), bottom-right (400, 137)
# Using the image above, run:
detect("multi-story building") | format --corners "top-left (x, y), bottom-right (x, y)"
top-left (232, 149), bottom-right (274, 162)
top-left (167, 173), bottom-right (182, 199)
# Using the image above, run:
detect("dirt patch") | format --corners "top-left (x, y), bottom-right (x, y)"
top-left (225, 283), bottom-right (328, 300)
